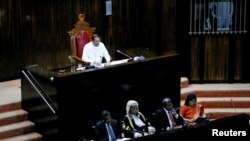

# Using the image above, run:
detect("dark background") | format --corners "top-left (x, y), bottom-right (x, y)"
top-left (1, 0), bottom-right (250, 82)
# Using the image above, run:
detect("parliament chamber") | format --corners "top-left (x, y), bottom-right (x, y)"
top-left (21, 54), bottom-right (181, 140)
top-left (21, 54), bottom-right (250, 140)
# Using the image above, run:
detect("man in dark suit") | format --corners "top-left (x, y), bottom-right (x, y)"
top-left (153, 98), bottom-right (185, 133)
top-left (94, 110), bottom-right (121, 141)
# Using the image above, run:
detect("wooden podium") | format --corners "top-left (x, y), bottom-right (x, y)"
top-left (21, 54), bottom-right (181, 140)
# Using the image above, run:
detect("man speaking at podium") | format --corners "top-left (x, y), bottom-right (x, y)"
top-left (82, 34), bottom-right (111, 67)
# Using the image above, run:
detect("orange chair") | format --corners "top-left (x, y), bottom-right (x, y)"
top-left (68, 14), bottom-right (96, 65)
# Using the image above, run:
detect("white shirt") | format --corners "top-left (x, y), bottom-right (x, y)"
top-left (82, 42), bottom-right (111, 65)
top-left (105, 123), bottom-right (115, 141)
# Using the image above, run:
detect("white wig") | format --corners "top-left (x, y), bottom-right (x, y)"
top-left (126, 100), bottom-right (139, 116)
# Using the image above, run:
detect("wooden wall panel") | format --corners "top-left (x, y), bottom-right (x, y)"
top-left (204, 36), bottom-right (229, 80)
top-left (190, 35), bottom-right (247, 82)
top-left (190, 37), bottom-right (200, 81)
top-left (233, 36), bottom-right (243, 80)
top-left (1, 0), bottom-right (248, 82)
top-left (0, 0), bottom-right (177, 80)
top-left (162, 0), bottom-right (176, 54)
top-left (176, 0), bottom-right (250, 83)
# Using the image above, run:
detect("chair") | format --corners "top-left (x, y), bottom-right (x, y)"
top-left (68, 14), bottom-right (96, 65)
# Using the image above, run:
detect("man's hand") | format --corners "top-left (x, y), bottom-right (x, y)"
top-left (171, 109), bottom-right (177, 116)
top-left (134, 132), bottom-right (143, 138)
top-left (93, 61), bottom-right (102, 66)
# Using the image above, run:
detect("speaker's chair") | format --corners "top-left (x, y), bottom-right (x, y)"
top-left (68, 14), bottom-right (96, 65)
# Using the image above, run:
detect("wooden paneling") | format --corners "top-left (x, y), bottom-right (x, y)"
top-left (178, 0), bottom-right (250, 83)
top-left (1, 0), bottom-right (248, 82)
top-left (190, 37), bottom-right (201, 81)
top-left (204, 36), bottom-right (229, 80)
top-left (233, 36), bottom-right (243, 80)
top-left (190, 35), bottom-right (246, 82)
top-left (0, 0), bottom-right (176, 80)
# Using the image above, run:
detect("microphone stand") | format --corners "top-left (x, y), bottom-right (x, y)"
top-left (116, 50), bottom-right (133, 61)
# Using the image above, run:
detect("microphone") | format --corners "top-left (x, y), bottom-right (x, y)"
top-left (133, 55), bottom-right (145, 62)
top-left (116, 50), bottom-right (145, 62)
top-left (231, 98), bottom-right (236, 113)
top-left (116, 50), bottom-right (133, 60)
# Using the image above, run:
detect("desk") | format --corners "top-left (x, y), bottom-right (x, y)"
top-left (53, 59), bottom-right (130, 76)
top-left (130, 114), bottom-right (249, 140)
top-left (21, 55), bottom-right (181, 141)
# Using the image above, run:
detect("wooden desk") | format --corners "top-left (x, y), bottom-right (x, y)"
top-left (21, 54), bottom-right (181, 140)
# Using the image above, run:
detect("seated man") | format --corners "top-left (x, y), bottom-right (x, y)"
top-left (82, 34), bottom-right (111, 67)
top-left (153, 98), bottom-right (184, 133)
top-left (179, 93), bottom-right (207, 125)
top-left (122, 100), bottom-right (155, 138)
top-left (94, 110), bottom-right (121, 141)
